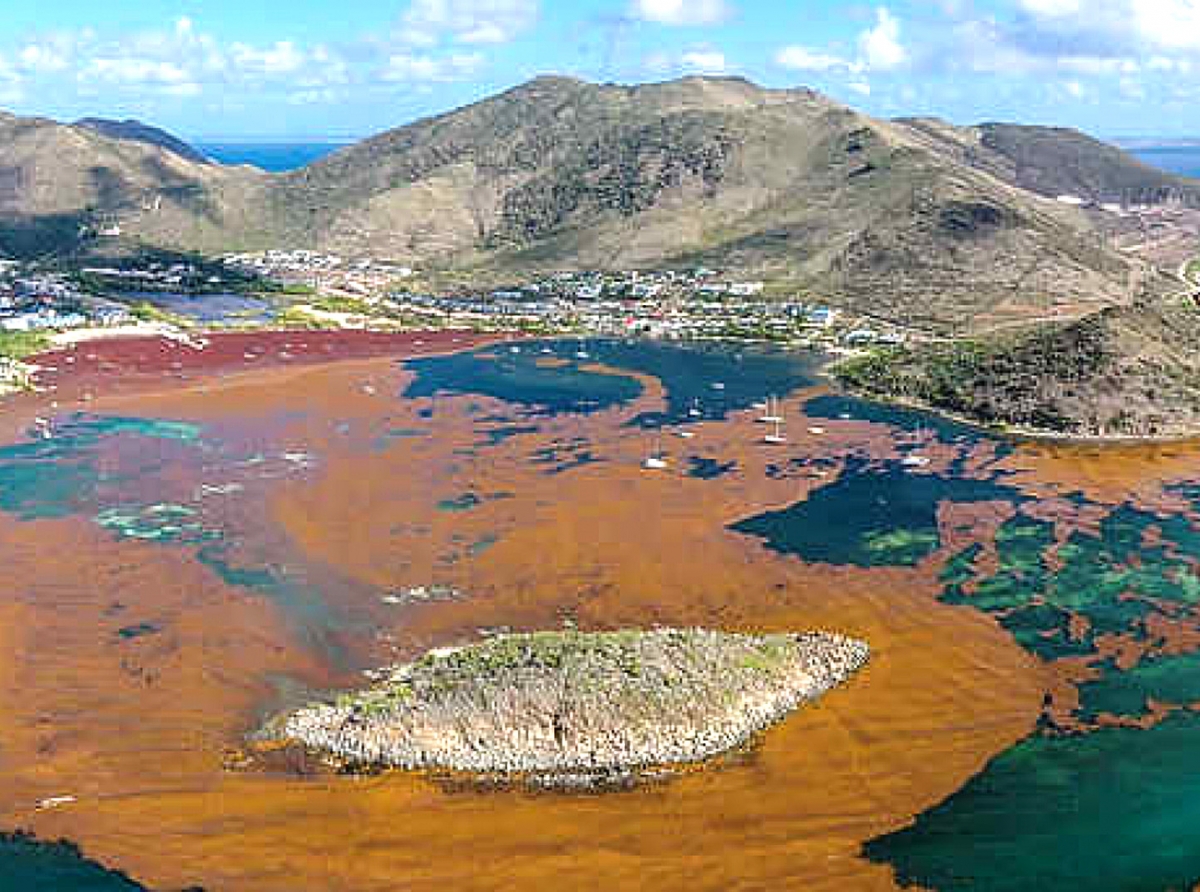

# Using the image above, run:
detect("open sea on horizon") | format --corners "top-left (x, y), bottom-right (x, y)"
top-left (1133, 147), bottom-right (1200, 179)
top-left (197, 142), bottom-right (348, 172)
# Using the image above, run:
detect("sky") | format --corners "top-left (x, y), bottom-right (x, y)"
top-left (0, 0), bottom-right (1198, 141)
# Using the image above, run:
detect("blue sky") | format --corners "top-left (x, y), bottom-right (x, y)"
top-left (0, 0), bottom-right (1197, 140)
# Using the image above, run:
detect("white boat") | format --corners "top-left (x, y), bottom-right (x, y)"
top-left (763, 419), bottom-right (787, 445)
top-left (677, 430), bottom-right (696, 440)
top-left (711, 382), bottom-right (725, 391)
top-left (902, 454), bottom-right (931, 468)
top-left (688, 399), bottom-right (703, 418)
top-left (759, 396), bottom-right (784, 425)
top-left (643, 436), bottom-right (669, 470)
top-left (808, 426), bottom-right (827, 435)
top-left (37, 796), bottom-right (77, 810)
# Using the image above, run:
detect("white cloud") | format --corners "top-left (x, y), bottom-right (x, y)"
top-left (859, 8), bottom-right (908, 71)
top-left (84, 57), bottom-right (193, 88)
top-left (398, 0), bottom-right (540, 46)
top-left (772, 6), bottom-right (907, 81)
top-left (18, 43), bottom-right (70, 74)
top-left (680, 50), bottom-right (728, 73)
top-left (1019, 0), bottom-right (1084, 15)
top-left (632, 0), bottom-right (733, 27)
top-left (775, 46), bottom-right (853, 73)
top-left (1130, 0), bottom-right (1200, 52)
top-left (381, 52), bottom-right (484, 82)
top-left (231, 41), bottom-right (307, 76)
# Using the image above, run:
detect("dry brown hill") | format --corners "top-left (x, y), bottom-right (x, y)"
top-left (0, 76), bottom-right (1180, 330)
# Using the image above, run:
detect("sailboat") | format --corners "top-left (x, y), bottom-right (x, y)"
top-left (759, 396), bottom-right (784, 425)
top-left (643, 434), bottom-right (669, 470)
top-left (763, 418), bottom-right (787, 445)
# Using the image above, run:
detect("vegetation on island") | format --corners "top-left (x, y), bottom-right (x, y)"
top-left (281, 629), bottom-right (869, 782)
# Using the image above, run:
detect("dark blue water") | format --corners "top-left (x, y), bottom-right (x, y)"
top-left (403, 339), bottom-right (822, 425)
top-left (732, 458), bottom-right (1021, 568)
top-left (1132, 147), bottom-right (1200, 179)
top-left (197, 142), bottom-right (347, 172)
top-left (0, 833), bottom-right (143, 890)
top-left (804, 394), bottom-right (986, 446)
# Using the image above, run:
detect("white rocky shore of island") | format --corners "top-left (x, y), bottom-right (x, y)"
top-left (280, 629), bottom-right (869, 778)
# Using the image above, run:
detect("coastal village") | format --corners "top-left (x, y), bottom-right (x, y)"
top-left (0, 247), bottom-right (911, 397)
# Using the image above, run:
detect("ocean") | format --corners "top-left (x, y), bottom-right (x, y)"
top-left (1132, 146), bottom-right (1200, 179)
top-left (197, 142), bottom-right (348, 172)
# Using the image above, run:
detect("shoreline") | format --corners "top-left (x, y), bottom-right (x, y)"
top-left (826, 379), bottom-right (1200, 447)
top-left (278, 630), bottom-right (871, 783)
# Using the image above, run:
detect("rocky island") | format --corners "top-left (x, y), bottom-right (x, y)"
top-left (280, 629), bottom-right (869, 782)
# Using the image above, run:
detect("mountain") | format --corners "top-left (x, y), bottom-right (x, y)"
top-left (75, 118), bottom-right (210, 165)
top-left (272, 75), bottom-right (1165, 330)
top-left (0, 111), bottom-right (273, 258)
top-left (896, 118), bottom-right (1200, 206)
top-left (0, 75), bottom-right (1185, 331)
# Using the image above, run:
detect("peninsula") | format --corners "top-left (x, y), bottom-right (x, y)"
top-left (281, 629), bottom-right (869, 781)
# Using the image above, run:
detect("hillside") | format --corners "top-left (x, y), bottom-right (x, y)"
top-left (834, 300), bottom-right (1200, 438)
top-left (0, 112), bottom-right (272, 258)
top-left (75, 118), bottom-right (210, 165)
top-left (0, 76), bottom-right (1185, 330)
top-left (896, 118), bottom-right (1200, 207)
top-left (276, 76), bottom-right (1156, 330)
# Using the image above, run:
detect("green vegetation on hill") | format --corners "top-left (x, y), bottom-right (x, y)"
top-left (835, 302), bottom-right (1200, 437)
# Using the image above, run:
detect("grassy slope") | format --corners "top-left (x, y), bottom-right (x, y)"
top-left (835, 300), bottom-right (1200, 437)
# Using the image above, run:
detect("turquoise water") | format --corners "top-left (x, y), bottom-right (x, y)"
top-left (724, 400), bottom-right (1200, 889)
top-left (0, 412), bottom-right (354, 648)
top-left (15, 345), bottom-right (1200, 887)
top-left (0, 415), bottom-right (200, 521)
top-left (867, 490), bottom-right (1200, 888)
top-left (866, 713), bottom-right (1200, 891)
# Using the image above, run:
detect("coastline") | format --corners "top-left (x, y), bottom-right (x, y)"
top-left (825, 375), bottom-right (1200, 446)
top-left (0, 336), bottom-right (1049, 891)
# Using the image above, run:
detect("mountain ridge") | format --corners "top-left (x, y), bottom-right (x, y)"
top-left (0, 75), bottom-right (1185, 330)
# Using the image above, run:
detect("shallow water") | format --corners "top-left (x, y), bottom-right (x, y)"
top-left (866, 712), bottom-right (1200, 891)
top-left (11, 339), bottom-right (1200, 887)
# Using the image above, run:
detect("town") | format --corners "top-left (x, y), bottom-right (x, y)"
top-left (0, 249), bottom-right (913, 393)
